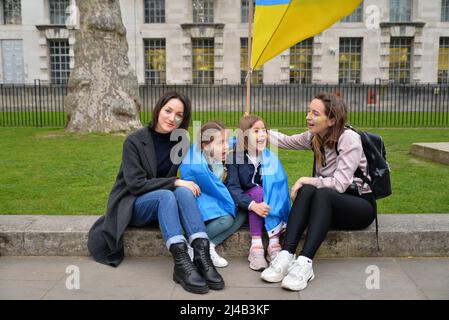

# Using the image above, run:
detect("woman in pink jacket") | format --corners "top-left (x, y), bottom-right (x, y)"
top-left (261, 92), bottom-right (376, 292)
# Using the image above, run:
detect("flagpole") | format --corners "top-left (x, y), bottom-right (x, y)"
top-left (245, 0), bottom-right (254, 116)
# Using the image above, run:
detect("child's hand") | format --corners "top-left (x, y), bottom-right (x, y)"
top-left (251, 202), bottom-right (270, 218)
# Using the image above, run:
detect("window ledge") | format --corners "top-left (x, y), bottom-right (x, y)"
top-left (379, 21), bottom-right (426, 28)
top-left (36, 24), bottom-right (67, 31)
top-left (181, 23), bottom-right (225, 29)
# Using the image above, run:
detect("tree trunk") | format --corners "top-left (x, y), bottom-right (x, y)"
top-left (65, 0), bottom-right (142, 133)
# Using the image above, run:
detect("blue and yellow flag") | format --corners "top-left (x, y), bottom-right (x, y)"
top-left (259, 147), bottom-right (291, 237)
top-left (252, 0), bottom-right (362, 69)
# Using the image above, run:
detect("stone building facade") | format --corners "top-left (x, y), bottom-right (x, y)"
top-left (0, 0), bottom-right (448, 84)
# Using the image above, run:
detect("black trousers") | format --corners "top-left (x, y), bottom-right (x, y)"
top-left (282, 185), bottom-right (376, 259)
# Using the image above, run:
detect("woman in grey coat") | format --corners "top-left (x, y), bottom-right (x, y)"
top-left (87, 91), bottom-right (224, 294)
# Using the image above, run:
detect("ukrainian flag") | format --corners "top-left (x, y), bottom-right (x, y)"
top-left (252, 0), bottom-right (362, 69)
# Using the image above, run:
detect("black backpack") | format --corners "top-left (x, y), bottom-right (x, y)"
top-left (346, 126), bottom-right (392, 250)
top-left (312, 125), bottom-right (391, 199)
top-left (344, 125), bottom-right (392, 200)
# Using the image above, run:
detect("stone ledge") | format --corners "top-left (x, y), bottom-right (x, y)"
top-left (411, 142), bottom-right (449, 165)
top-left (1, 214), bottom-right (449, 257)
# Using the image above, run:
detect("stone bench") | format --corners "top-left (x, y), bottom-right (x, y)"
top-left (411, 142), bottom-right (449, 165)
top-left (1, 214), bottom-right (448, 257)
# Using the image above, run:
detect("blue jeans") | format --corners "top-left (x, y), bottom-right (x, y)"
top-left (129, 187), bottom-right (208, 249)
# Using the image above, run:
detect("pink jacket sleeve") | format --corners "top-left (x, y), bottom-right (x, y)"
top-left (268, 130), bottom-right (313, 150)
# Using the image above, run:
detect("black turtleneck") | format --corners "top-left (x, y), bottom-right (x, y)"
top-left (149, 128), bottom-right (176, 178)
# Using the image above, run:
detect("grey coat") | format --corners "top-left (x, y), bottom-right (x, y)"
top-left (87, 126), bottom-right (183, 267)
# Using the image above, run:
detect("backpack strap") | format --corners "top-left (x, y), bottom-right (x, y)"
top-left (312, 145), bottom-right (325, 177)
top-left (312, 152), bottom-right (316, 177)
top-left (375, 213), bottom-right (379, 251)
top-left (354, 168), bottom-right (372, 186)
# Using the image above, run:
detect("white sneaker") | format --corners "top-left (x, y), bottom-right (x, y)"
top-left (261, 250), bottom-right (295, 283)
top-left (209, 244), bottom-right (228, 268)
top-left (187, 244), bottom-right (194, 261)
top-left (281, 256), bottom-right (314, 291)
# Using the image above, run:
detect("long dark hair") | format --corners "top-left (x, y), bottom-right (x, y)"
top-left (312, 92), bottom-right (348, 168)
top-left (149, 91), bottom-right (192, 130)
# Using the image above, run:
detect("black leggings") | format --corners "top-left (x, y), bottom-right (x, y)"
top-left (283, 185), bottom-right (376, 259)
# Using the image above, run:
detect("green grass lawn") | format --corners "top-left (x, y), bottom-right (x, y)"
top-left (0, 127), bottom-right (449, 215)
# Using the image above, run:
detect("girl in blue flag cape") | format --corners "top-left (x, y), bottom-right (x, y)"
top-left (179, 121), bottom-right (247, 268)
top-left (226, 115), bottom-right (291, 272)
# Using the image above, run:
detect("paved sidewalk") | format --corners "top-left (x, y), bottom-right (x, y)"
top-left (1, 256), bottom-right (448, 300)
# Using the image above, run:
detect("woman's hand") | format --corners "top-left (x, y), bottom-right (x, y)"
top-left (175, 179), bottom-right (201, 197)
top-left (291, 177), bottom-right (314, 201)
top-left (251, 202), bottom-right (270, 218)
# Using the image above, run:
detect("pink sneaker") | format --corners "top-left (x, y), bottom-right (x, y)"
top-left (267, 242), bottom-right (282, 262)
top-left (248, 245), bottom-right (268, 271)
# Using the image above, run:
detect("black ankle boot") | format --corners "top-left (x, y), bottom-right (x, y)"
top-left (169, 242), bottom-right (209, 294)
top-left (191, 238), bottom-right (225, 290)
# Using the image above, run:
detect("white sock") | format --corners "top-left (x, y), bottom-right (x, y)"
top-left (269, 236), bottom-right (280, 246)
top-left (297, 255), bottom-right (313, 265)
top-left (281, 250), bottom-right (294, 258)
top-left (251, 238), bottom-right (263, 247)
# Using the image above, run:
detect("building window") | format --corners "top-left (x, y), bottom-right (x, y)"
top-left (390, 0), bottom-right (412, 22)
top-left (341, 1), bottom-right (363, 23)
top-left (192, 38), bottom-right (214, 84)
top-left (144, 0), bottom-right (165, 23)
top-left (241, 0), bottom-right (255, 23)
top-left (144, 39), bottom-right (166, 84)
top-left (241, 38), bottom-right (263, 84)
top-left (438, 37), bottom-right (449, 84)
top-left (389, 37), bottom-right (412, 84)
top-left (193, 0), bottom-right (213, 23)
top-left (339, 38), bottom-right (362, 84)
top-left (442, 0), bottom-right (449, 22)
top-left (49, 0), bottom-right (70, 25)
top-left (1, 0), bottom-right (21, 24)
top-left (290, 38), bottom-right (313, 84)
top-left (1, 39), bottom-right (24, 83)
top-left (48, 39), bottom-right (70, 85)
